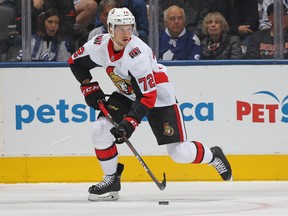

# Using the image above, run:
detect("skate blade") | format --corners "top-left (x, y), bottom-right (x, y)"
top-left (88, 191), bottom-right (119, 201)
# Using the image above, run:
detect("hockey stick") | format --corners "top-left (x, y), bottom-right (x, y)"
top-left (97, 100), bottom-right (166, 191)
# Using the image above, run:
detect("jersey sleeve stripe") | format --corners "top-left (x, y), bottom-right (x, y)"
top-left (153, 72), bottom-right (169, 84)
top-left (68, 56), bottom-right (74, 65)
top-left (140, 89), bottom-right (157, 109)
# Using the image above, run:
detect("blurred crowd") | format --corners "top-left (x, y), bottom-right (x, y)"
top-left (0, 0), bottom-right (287, 62)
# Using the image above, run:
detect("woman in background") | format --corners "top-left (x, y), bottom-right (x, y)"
top-left (201, 12), bottom-right (243, 60)
top-left (17, 8), bottom-right (72, 61)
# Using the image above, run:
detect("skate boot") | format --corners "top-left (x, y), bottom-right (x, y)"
top-left (88, 163), bottom-right (124, 201)
top-left (210, 146), bottom-right (232, 181)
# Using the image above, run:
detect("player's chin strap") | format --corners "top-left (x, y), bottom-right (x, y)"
top-left (97, 100), bottom-right (166, 191)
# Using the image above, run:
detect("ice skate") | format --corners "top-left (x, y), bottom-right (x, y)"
top-left (210, 146), bottom-right (232, 181)
top-left (88, 163), bottom-right (124, 201)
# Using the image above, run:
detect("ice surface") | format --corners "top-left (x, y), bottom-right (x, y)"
top-left (0, 181), bottom-right (288, 216)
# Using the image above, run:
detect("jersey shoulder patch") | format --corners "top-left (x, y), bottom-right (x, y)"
top-left (93, 34), bottom-right (105, 45)
top-left (129, 47), bottom-right (141, 59)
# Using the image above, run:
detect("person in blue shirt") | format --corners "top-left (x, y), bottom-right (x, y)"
top-left (159, 5), bottom-right (201, 60)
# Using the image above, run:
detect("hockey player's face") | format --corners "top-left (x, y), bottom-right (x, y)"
top-left (113, 25), bottom-right (133, 47)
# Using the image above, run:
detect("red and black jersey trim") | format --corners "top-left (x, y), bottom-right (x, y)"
top-left (95, 144), bottom-right (118, 161)
top-left (108, 39), bottom-right (125, 62)
top-left (192, 141), bottom-right (205, 164)
top-left (173, 104), bottom-right (184, 142)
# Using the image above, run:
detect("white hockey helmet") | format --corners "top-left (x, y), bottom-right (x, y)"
top-left (107, 7), bottom-right (135, 37)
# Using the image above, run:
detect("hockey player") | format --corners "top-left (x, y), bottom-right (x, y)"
top-left (68, 7), bottom-right (232, 201)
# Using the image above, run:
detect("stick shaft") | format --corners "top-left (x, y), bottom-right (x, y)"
top-left (98, 101), bottom-right (166, 190)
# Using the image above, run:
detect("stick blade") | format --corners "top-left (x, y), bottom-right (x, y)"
top-left (159, 172), bottom-right (166, 190)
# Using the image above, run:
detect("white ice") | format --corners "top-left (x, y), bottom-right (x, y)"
top-left (1, 181), bottom-right (288, 216)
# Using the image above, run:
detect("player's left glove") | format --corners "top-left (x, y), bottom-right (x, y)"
top-left (110, 117), bottom-right (138, 144)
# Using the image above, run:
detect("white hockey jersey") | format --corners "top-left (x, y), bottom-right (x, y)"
top-left (69, 33), bottom-right (176, 108)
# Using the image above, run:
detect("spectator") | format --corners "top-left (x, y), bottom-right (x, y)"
top-left (14, 0), bottom-right (76, 39)
top-left (158, 0), bottom-right (214, 40)
top-left (259, 0), bottom-right (288, 30)
top-left (88, 0), bottom-right (119, 40)
top-left (201, 12), bottom-right (243, 59)
top-left (246, 3), bottom-right (288, 59)
top-left (16, 8), bottom-right (72, 61)
top-left (159, 5), bottom-right (201, 60)
top-left (232, 0), bottom-right (259, 39)
top-left (214, 0), bottom-right (259, 54)
top-left (94, 0), bottom-right (149, 43)
top-left (0, 1), bottom-right (15, 61)
top-left (74, 0), bottom-right (98, 32)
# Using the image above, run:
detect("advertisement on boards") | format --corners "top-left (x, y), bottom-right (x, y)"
top-left (2, 65), bottom-right (288, 156)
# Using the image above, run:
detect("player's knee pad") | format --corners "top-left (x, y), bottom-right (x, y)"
top-left (92, 117), bottom-right (115, 150)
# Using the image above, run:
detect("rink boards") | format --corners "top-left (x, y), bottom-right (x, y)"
top-left (0, 63), bottom-right (288, 182)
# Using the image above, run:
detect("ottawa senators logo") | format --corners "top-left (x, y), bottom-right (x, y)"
top-left (106, 66), bottom-right (134, 95)
top-left (163, 123), bottom-right (174, 136)
top-left (129, 47), bottom-right (141, 59)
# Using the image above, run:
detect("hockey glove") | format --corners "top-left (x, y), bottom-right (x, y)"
top-left (110, 117), bottom-right (138, 144)
top-left (81, 82), bottom-right (105, 110)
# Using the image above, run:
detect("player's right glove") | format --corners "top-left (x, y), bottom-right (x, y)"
top-left (110, 117), bottom-right (138, 144)
top-left (80, 81), bottom-right (105, 110)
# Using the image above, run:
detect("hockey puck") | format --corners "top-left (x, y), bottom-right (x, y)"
top-left (158, 201), bottom-right (169, 205)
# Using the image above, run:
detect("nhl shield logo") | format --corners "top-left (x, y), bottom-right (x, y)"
top-left (163, 123), bottom-right (174, 136)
